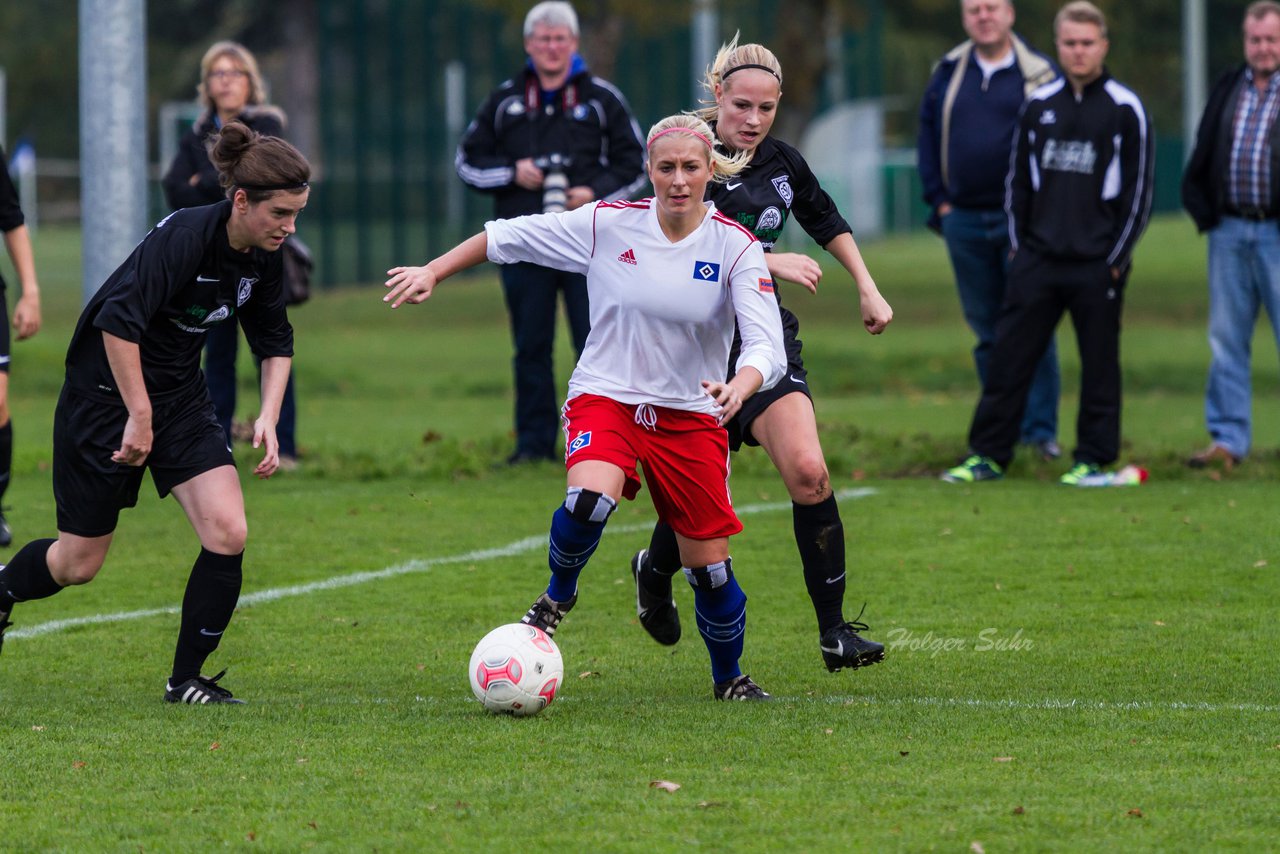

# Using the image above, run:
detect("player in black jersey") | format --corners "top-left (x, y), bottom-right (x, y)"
top-left (0, 143), bottom-right (43, 548)
top-left (631, 36), bottom-right (894, 673)
top-left (0, 123), bottom-right (310, 705)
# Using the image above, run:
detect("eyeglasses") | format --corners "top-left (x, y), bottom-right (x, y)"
top-left (207, 69), bottom-right (248, 82)
top-left (529, 34), bottom-right (573, 46)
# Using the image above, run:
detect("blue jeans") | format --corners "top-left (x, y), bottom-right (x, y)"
top-left (500, 262), bottom-right (591, 459)
top-left (204, 320), bottom-right (298, 458)
top-left (1204, 216), bottom-right (1280, 458)
top-left (942, 207), bottom-right (1060, 443)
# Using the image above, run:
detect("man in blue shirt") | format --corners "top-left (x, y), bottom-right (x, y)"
top-left (918, 0), bottom-right (1062, 460)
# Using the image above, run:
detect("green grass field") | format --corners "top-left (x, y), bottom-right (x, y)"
top-left (1, 217), bottom-right (1278, 851)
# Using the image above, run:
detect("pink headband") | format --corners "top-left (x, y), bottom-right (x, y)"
top-left (647, 127), bottom-right (713, 150)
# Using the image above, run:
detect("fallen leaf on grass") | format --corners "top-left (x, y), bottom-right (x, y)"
top-left (72, 761), bottom-right (87, 770)
top-left (899, 751), bottom-right (910, 757)
top-left (247, 831), bottom-right (257, 841)
top-left (578, 671), bottom-right (599, 679)
top-left (31, 725), bottom-right (44, 732)
top-left (1254, 560), bottom-right (1268, 568)
top-left (824, 728), bottom-right (833, 735)
top-left (1127, 808), bottom-right (1144, 819)
top-left (1012, 806), bottom-right (1025, 815)
top-left (1153, 621), bottom-right (1166, 626)
top-left (308, 822), bottom-right (318, 829)
top-left (650, 780), bottom-right (681, 793)
top-left (209, 742), bottom-right (221, 751)
top-left (970, 842), bottom-right (985, 854)
top-left (993, 756), bottom-right (1013, 763)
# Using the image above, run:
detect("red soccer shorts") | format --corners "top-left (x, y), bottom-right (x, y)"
top-left (560, 393), bottom-right (742, 540)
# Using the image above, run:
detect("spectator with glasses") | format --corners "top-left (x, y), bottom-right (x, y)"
top-left (163, 41), bottom-right (301, 470)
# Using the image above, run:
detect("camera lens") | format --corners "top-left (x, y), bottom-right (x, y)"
top-left (542, 170), bottom-right (568, 213)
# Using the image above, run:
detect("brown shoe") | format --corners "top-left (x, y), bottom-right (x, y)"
top-left (1187, 443), bottom-right (1240, 470)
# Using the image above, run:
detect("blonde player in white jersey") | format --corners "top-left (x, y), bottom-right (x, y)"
top-left (385, 114), bottom-right (786, 701)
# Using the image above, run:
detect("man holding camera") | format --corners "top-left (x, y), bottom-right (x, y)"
top-left (456, 1), bottom-right (645, 464)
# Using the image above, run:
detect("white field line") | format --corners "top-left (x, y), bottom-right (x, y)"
top-left (827, 694), bottom-right (1280, 715)
top-left (6, 487), bottom-right (878, 642)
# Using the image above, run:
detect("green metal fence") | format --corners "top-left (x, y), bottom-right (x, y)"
top-left (310, 0), bottom-right (886, 286)
top-left (309, 0), bottom-right (1179, 287)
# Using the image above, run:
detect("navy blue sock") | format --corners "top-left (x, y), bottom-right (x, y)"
top-left (685, 559), bottom-right (747, 684)
top-left (0, 538), bottom-right (61, 611)
top-left (546, 489), bottom-right (614, 602)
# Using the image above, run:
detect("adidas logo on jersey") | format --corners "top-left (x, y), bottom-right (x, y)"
top-left (617, 248), bottom-right (637, 265)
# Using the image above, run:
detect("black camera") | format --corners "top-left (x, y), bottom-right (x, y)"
top-left (534, 153), bottom-right (572, 213)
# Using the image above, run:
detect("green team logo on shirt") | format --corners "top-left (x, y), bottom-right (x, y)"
top-left (734, 207), bottom-right (786, 245)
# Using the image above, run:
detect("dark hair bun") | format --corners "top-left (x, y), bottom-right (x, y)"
top-left (209, 121), bottom-right (258, 174)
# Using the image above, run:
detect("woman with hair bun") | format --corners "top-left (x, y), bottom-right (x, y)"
top-left (163, 40), bottom-right (302, 469)
top-left (386, 114), bottom-right (786, 701)
top-left (0, 122), bottom-right (310, 705)
top-left (631, 36), bottom-right (893, 676)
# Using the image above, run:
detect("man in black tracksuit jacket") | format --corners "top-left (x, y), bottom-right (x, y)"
top-left (455, 2), bottom-right (645, 464)
top-left (946, 2), bottom-right (1154, 484)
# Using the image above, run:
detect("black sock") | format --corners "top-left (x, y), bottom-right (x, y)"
top-left (794, 495), bottom-right (846, 633)
top-left (0, 420), bottom-right (12, 506)
top-left (640, 520), bottom-right (682, 597)
top-left (0, 538), bottom-right (61, 612)
top-left (171, 549), bottom-right (243, 685)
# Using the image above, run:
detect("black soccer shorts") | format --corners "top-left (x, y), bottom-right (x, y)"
top-left (727, 304), bottom-right (812, 451)
top-left (52, 385), bottom-right (235, 537)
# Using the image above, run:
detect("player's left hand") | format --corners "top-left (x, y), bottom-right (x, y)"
top-left (251, 417), bottom-right (280, 479)
top-left (703, 380), bottom-right (747, 426)
top-left (860, 286), bottom-right (893, 335)
top-left (768, 253), bottom-right (823, 295)
top-left (383, 266), bottom-right (438, 308)
top-left (12, 293), bottom-right (40, 340)
top-left (566, 186), bottom-right (595, 210)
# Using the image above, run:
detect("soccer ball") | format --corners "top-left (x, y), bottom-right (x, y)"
top-left (468, 623), bottom-right (564, 716)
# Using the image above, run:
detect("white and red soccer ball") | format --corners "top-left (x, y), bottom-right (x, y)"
top-left (468, 623), bottom-right (564, 716)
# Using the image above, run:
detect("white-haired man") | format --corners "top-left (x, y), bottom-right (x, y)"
top-left (456, 1), bottom-right (646, 465)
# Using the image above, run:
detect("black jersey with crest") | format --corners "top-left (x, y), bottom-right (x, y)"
top-left (705, 131), bottom-right (851, 303)
top-left (65, 200), bottom-right (292, 404)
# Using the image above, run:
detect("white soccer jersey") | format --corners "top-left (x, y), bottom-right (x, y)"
top-left (485, 199), bottom-right (786, 415)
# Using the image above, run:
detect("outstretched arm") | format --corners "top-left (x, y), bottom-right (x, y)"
top-left (383, 232), bottom-right (490, 308)
top-left (824, 232), bottom-right (892, 334)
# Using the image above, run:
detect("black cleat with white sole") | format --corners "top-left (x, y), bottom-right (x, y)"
top-left (820, 611), bottom-right (886, 673)
top-left (520, 591), bottom-right (577, 637)
top-left (713, 673), bottom-right (772, 701)
top-left (164, 669), bottom-right (246, 704)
